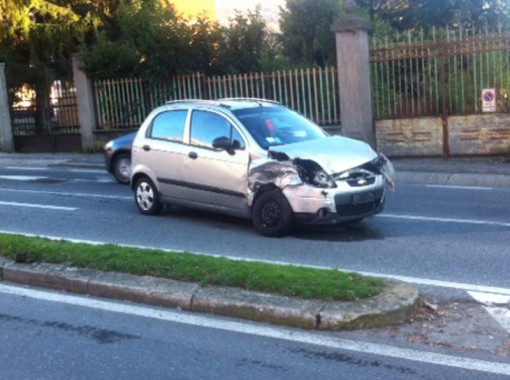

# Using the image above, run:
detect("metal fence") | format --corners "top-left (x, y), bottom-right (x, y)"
top-left (93, 67), bottom-right (340, 130)
top-left (6, 62), bottom-right (79, 136)
top-left (371, 25), bottom-right (510, 119)
top-left (95, 25), bottom-right (510, 132)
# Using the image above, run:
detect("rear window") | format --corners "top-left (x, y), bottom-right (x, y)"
top-left (149, 110), bottom-right (187, 142)
top-left (233, 107), bottom-right (325, 149)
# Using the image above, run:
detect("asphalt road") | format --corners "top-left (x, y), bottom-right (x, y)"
top-left (0, 166), bottom-right (508, 288)
top-left (3, 282), bottom-right (509, 380)
top-left (0, 165), bottom-right (509, 379)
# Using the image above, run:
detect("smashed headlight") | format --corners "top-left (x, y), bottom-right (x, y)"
top-left (362, 154), bottom-right (395, 191)
top-left (296, 161), bottom-right (336, 188)
top-left (312, 169), bottom-right (336, 188)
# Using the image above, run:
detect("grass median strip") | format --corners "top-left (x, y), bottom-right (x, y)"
top-left (0, 233), bottom-right (385, 301)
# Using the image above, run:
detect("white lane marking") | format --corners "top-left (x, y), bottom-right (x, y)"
top-left (380, 213), bottom-right (510, 228)
top-left (4, 167), bottom-right (50, 171)
top-left (0, 201), bottom-right (77, 211)
top-left (0, 187), bottom-right (506, 225)
top-left (1, 230), bottom-right (510, 298)
top-left (352, 272), bottom-right (510, 296)
top-left (0, 188), bottom-right (131, 201)
top-left (468, 291), bottom-right (510, 334)
top-left (5, 166), bottom-right (104, 174)
top-left (426, 184), bottom-right (493, 191)
top-left (0, 284), bottom-right (509, 376)
top-left (0, 175), bottom-right (48, 181)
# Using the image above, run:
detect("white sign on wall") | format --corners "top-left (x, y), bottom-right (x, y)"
top-left (482, 88), bottom-right (496, 112)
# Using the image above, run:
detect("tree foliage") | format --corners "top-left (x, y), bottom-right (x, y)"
top-left (3, 0), bottom-right (509, 80)
top-left (279, 0), bottom-right (343, 67)
top-left (0, 0), bottom-right (88, 64)
top-left (79, 2), bottom-right (279, 79)
top-left (216, 7), bottom-right (274, 74)
top-left (80, 0), bottom-right (191, 80)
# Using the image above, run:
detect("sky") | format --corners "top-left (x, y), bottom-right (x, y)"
top-left (173, 0), bottom-right (285, 30)
top-left (215, 0), bottom-right (285, 30)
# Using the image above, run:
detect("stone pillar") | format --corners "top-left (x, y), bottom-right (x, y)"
top-left (331, 0), bottom-right (375, 148)
top-left (72, 54), bottom-right (96, 152)
top-left (0, 63), bottom-right (15, 152)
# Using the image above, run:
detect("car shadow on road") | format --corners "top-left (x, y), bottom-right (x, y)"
top-left (292, 222), bottom-right (386, 242)
top-left (162, 206), bottom-right (387, 242)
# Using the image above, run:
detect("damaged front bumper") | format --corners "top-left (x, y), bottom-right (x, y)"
top-left (249, 152), bottom-right (395, 226)
top-left (284, 176), bottom-right (387, 225)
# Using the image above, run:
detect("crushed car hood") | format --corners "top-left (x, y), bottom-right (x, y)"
top-left (268, 136), bottom-right (378, 174)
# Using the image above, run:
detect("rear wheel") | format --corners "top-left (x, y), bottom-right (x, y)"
top-left (252, 190), bottom-right (293, 237)
top-left (135, 176), bottom-right (163, 215)
top-left (113, 153), bottom-right (131, 184)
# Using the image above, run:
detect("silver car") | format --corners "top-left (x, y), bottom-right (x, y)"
top-left (130, 99), bottom-right (395, 237)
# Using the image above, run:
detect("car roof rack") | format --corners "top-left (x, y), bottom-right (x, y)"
top-left (165, 99), bottom-right (218, 105)
top-left (164, 98), bottom-right (282, 110)
top-left (217, 98), bottom-right (281, 106)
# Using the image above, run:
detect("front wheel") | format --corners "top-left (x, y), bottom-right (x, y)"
top-left (135, 176), bottom-right (163, 215)
top-left (113, 153), bottom-right (131, 184)
top-left (252, 190), bottom-right (294, 237)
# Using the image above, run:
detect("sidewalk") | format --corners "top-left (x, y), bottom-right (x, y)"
top-left (393, 156), bottom-right (510, 188)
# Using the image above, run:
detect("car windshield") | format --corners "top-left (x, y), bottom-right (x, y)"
top-left (232, 107), bottom-right (326, 149)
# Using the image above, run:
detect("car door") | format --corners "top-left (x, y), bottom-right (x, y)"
top-left (139, 109), bottom-right (189, 200)
top-left (184, 110), bottom-right (250, 212)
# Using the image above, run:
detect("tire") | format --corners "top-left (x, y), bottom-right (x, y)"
top-left (252, 190), bottom-right (294, 237)
top-left (113, 153), bottom-right (131, 184)
top-left (135, 176), bottom-right (163, 215)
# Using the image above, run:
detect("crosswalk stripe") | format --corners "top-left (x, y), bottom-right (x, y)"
top-left (468, 291), bottom-right (510, 305)
top-left (468, 291), bottom-right (510, 333)
top-left (484, 307), bottom-right (510, 333)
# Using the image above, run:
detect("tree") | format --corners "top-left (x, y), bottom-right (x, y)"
top-left (279, 0), bottom-right (343, 67)
top-left (186, 14), bottom-right (223, 76)
top-left (216, 6), bottom-right (275, 74)
top-left (0, 0), bottom-right (88, 64)
top-left (80, 0), bottom-right (193, 80)
top-left (0, 0), bottom-right (89, 133)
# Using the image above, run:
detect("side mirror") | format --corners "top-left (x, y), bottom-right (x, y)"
top-left (212, 136), bottom-right (236, 155)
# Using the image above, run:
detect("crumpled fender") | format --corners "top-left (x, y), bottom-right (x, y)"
top-left (247, 159), bottom-right (303, 205)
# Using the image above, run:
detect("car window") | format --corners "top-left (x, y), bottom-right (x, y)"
top-left (233, 107), bottom-right (325, 149)
top-left (190, 111), bottom-right (245, 149)
top-left (150, 110), bottom-right (187, 142)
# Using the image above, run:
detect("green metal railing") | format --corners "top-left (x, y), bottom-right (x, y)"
top-left (371, 25), bottom-right (510, 119)
top-left (93, 67), bottom-right (341, 130)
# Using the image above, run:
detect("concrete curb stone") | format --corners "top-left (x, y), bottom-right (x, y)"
top-left (0, 258), bottom-right (419, 330)
top-left (192, 286), bottom-right (324, 329)
top-left (319, 280), bottom-right (419, 330)
top-left (2, 261), bottom-right (97, 293)
top-left (88, 271), bottom-right (199, 310)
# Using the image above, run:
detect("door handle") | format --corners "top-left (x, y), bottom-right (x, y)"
top-left (143, 145), bottom-right (151, 151)
top-left (188, 151), bottom-right (198, 159)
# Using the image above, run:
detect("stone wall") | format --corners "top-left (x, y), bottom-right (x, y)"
top-left (376, 114), bottom-right (510, 157)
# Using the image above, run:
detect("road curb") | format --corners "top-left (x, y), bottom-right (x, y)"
top-left (0, 259), bottom-right (419, 330)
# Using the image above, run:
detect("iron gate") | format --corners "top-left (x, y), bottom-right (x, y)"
top-left (6, 60), bottom-right (82, 152)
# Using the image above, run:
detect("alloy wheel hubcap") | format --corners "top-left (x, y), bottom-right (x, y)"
top-left (137, 182), bottom-right (154, 210)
